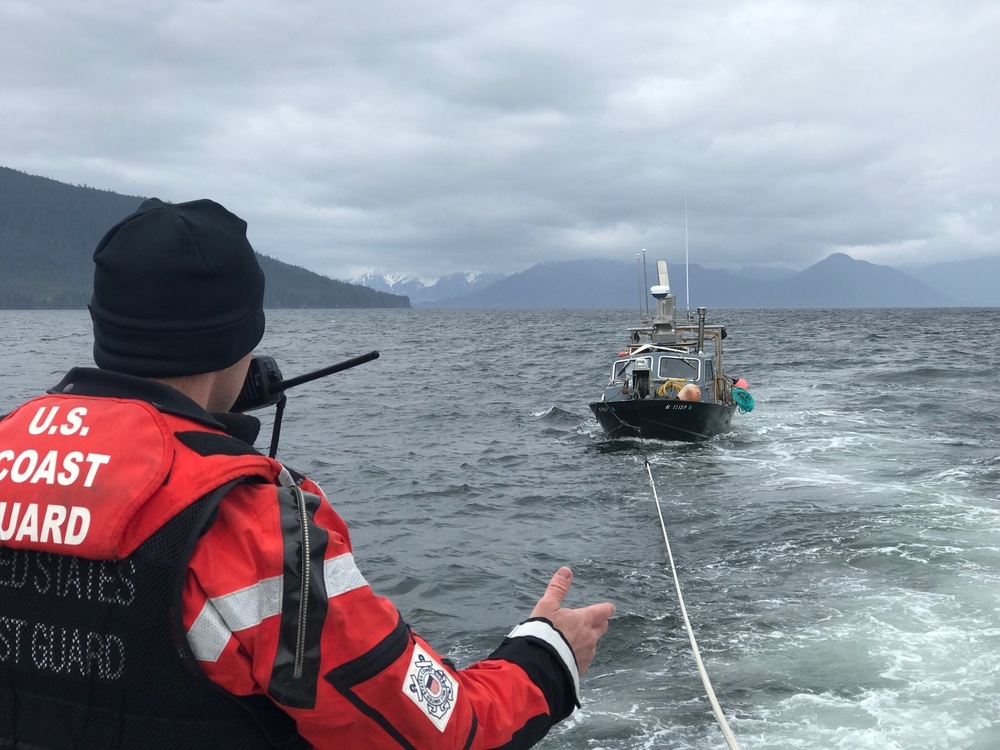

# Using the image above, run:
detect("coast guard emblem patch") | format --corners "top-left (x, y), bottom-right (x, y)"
top-left (403, 644), bottom-right (458, 731)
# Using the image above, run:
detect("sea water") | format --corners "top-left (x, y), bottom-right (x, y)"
top-left (3, 307), bottom-right (999, 749)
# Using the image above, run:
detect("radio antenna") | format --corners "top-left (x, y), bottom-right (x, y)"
top-left (685, 196), bottom-right (691, 320)
top-left (642, 249), bottom-right (649, 317)
top-left (274, 350), bottom-right (379, 392)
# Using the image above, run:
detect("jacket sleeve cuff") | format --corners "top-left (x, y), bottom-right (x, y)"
top-left (504, 617), bottom-right (581, 707)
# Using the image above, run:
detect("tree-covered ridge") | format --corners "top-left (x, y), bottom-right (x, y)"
top-left (0, 167), bottom-right (408, 309)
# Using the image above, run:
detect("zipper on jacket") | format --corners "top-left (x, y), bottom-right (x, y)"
top-left (279, 467), bottom-right (310, 680)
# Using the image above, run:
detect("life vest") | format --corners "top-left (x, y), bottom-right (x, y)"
top-left (0, 393), bottom-right (307, 749)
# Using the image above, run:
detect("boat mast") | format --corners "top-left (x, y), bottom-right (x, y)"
top-left (684, 195), bottom-right (691, 321)
top-left (636, 252), bottom-right (643, 319)
top-left (642, 249), bottom-right (649, 317)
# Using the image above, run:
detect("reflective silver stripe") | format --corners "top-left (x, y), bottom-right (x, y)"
top-left (188, 554), bottom-right (367, 663)
top-left (507, 620), bottom-right (581, 702)
top-left (324, 552), bottom-right (367, 596)
top-left (187, 599), bottom-right (230, 662)
top-left (188, 575), bottom-right (283, 662)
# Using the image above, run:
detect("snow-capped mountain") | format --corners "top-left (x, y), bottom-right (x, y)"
top-left (351, 271), bottom-right (508, 303)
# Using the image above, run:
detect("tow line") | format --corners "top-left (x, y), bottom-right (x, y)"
top-left (643, 455), bottom-right (741, 750)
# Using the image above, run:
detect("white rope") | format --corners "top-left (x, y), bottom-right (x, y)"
top-left (645, 459), bottom-right (742, 750)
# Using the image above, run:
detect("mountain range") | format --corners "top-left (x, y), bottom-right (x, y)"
top-left (353, 270), bottom-right (507, 304)
top-left (356, 253), bottom-right (1000, 308)
top-left (3, 165), bottom-right (997, 309)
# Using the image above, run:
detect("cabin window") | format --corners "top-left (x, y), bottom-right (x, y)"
top-left (611, 359), bottom-right (632, 382)
top-left (612, 355), bottom-right (654, 383)
top-left (656, 356), bottom-right (700, 381)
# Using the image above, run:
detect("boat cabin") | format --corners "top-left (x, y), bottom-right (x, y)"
top-left (606, 347), bottom-right (721, 404)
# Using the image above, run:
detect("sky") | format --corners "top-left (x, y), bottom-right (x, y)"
top-left (2, 0), bottom-right (998, 283)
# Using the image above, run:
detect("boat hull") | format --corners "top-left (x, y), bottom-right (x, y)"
top-left (589, 399), bottom-right (736, 442)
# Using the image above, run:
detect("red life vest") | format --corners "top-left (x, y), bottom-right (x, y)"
top-left (0, 393), bottom-right (305, 749)
top-left (0, 394), bottom-right (285, 557)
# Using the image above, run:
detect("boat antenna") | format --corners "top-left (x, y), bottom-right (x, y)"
top-left (636, 252), bottom-right (643, 319)
top-left (684, 195), bottom-right (691, 320)
top-left (642, 248), bottom-right (649, 317)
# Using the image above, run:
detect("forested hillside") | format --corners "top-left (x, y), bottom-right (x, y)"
top-left (0, 167), bottom-right (408, 309)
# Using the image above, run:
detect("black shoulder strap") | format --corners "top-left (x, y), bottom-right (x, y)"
top-left (166, 477), bottom-right (308, 748)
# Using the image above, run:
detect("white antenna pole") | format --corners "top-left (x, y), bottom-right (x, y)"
top-left (685, 195), bottom-right (691, 318)
top-left (636, 253), bottom-right (643, 318)
top-left (642, 248), bottom-right (649, 317)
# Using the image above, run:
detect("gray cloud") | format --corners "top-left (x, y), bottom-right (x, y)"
top-left (2, 0), bottom-right (997, 281)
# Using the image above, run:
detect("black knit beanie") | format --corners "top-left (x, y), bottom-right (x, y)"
top-left (90, 198), bottom-right (266, 377)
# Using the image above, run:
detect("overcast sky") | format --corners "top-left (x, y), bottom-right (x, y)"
top-left (2, 0), bottom-right (998, 282)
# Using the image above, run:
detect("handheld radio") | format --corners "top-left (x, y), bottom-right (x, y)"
top-left (232, 350), bottom-right (380, 457)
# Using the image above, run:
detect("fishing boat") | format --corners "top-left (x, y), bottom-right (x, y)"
top-left (589, 259), bottom-right (752, 442)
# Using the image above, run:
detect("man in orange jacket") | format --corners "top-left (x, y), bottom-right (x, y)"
top-left (0, 197), bottom-right (615, 749)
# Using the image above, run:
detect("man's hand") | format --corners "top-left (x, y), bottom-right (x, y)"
top-left (530, 567), bottom-right (615, 677)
